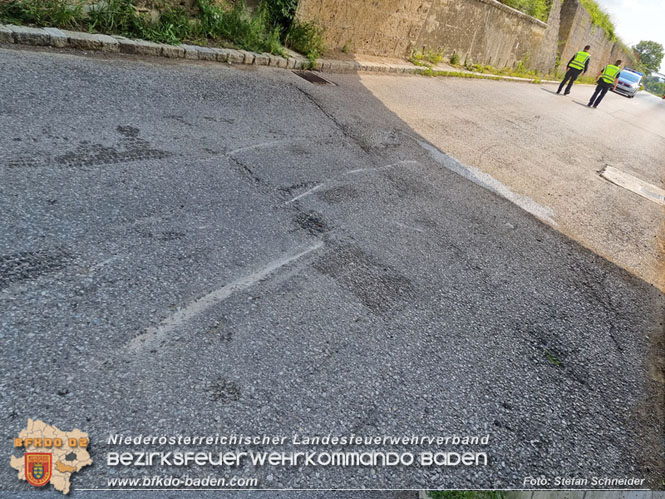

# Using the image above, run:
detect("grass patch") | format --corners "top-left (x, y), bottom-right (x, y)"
top-left (644, 77), bottom-right (665, 97)
top-left (544, 350), bottom-right (562, 366)
top-left (497, 0), bottom-right (551, 21)
top-left (426, 69), bottom-right (531, 83)
top-left (466, 62), bottom-right (545, 80)
top-left (576, 74), bottom-right (599, 85)
top-left (285, 19), bottom-right (325, 63)
top-left (410, 48), bottom-right (444, 67)
top-left (0, 0), bottom-right (84, 29)
top-left (578, 0), bottom-right (616, 41)
top-left (0, 0), bottom-right (299, 55)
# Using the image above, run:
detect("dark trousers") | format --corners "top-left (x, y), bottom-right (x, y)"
top-left (558, 67), bottom-right (582, 94)
top-left (589, 81), bottom-right (612, 107)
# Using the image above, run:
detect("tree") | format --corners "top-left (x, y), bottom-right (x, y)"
top-left (632, 40), bottom-right (664, 72)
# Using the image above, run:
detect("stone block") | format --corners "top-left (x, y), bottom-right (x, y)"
top-left (162, 44), bottom-right (185, 58)
top-left (132, 39), bottom-right (162, 56)
top-left (200, 47), bottom-right (219, 61)
top-left (65, 31), bottom-right (119, 52)
top-left (9, 25), bottom-right (51, 46)
top-left (226, 49), bottom-right (245, 64)
top-left (113, 35), bottom-right (137, 53)
top-left (43, 27), bottom-right (68, 48)
top-left (214, 48), bottom-right (231, 63)
top-left (0, 25), bottom-right (14, 43)
top-left (253, 53), bottom-right (270, 66)
top-left (237, 50), bottom-right (255, 64)
top-left (180, 44), bottom-right (202, 59)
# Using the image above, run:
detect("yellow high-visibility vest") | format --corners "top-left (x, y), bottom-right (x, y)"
top-left (601, 64), bottom-right (621, 84)
top-left (569, 51), bottom-right (590, 70)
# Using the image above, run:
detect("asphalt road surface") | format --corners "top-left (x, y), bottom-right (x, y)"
top-left (361, 75), bottom-right (665, 291)
top-left (1, 46), bottom-right (664, 496)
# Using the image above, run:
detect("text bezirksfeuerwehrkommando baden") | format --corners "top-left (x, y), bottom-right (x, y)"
top-left (106, 434), bottom-right (490, 468)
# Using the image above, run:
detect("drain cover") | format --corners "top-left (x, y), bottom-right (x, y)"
top-left (293, 71), bottom-right (336, 86)
top-left (600, 165), bottom-right (665, 206)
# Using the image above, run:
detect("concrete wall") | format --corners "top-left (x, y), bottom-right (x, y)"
top-left (558, 0), bottom-right (636, 76)
top-left (415, 0), bottom-right (560, 73)
top-left (295, 0), bottom-right (634, 75)
top-left (295, 0), bottom-right (433, 58)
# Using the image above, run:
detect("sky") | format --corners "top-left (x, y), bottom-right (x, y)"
top-left (595, 0), bottom-right (665, 72)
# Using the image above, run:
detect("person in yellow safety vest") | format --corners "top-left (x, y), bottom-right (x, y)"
top-left (588, 60), bottom-right (622, 108)
top-left (557, 45), bottom-right (591, 95)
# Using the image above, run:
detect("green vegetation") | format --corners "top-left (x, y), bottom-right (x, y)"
top-left (644, 75), bottom-right (665, 97)
top-left (497, 0), bottom-right (551, 22)
top-left (285, 19), bottom-right (325, 63)
top-left (0, 0), bottom-right (83, 29)
top-left (544, 350), bottom-right (561, 366)
top-left (429, 492), bottom-right (505, 499)
top-left (449, 52), bottom-right (460, 65)
top-left (466, 62), bottom-right (543, 80)
top-left (633, 40), bottom-right (664, 73)
top-left (576, 74), bottom-right (599, 85)
top-left (0, 0), bottom-right (325, 58)
top-left (578, 0), bottom-right (616, 41)
top-left (262, 0), bottom-right (297, 33)
top-left (421, 68), bottom-right (542, 84)
top-left (410, 47), bottom-right (444, 67)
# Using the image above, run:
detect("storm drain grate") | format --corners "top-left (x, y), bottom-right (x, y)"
top-left (293, 71), bottom-right (337, 86)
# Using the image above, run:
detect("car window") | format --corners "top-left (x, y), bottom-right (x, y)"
top-left (620, 71), bottom-right (641, 83)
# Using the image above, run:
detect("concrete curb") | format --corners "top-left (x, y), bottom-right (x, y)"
top-left (0, 23), bottom-right (559, 84)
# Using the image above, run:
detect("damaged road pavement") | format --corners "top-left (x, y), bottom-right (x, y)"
top-left (1, 47), bottom-right (664, 493)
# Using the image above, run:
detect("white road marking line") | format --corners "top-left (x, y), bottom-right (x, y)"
top-left (285, 160), bottom-right (419, 204)
top-left (393, 222), bottom-right (424, 233)
top-left (286, 184), bottom-right (323, 204)
top-left (129, 242), bottom-right (324, 350)
top-left (227, 140), bottom-right (293, 156)
top-left (600, 165), bottom-right (665, 206)
top-left (418, 141), bottom-right (557, 225)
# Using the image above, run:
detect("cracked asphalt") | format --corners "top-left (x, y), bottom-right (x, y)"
top-left (1, 46), bottom-right (664, 496)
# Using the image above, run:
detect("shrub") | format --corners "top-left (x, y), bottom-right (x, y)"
top-left (285, 19), bottom-right (325, 61)
top-left (497, 0), bottom-right (551, 22)
top-left (0, 0), bottom-right (310, 57)
top-left (147, 7), bottom-right (193, 44)
top-left (410, 48), bottom-right (444, 67)
top-left (261, 0), bottom-right (297, 32)
top-left (0, 0), bottom-right (84, 29)
top-left (87, 0), bottom-right (148, 38)
top-left (578, 0), bottom-right (616, 41)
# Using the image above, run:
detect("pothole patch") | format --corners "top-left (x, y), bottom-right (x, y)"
top-left (600, 165), bottom-right (665, 206)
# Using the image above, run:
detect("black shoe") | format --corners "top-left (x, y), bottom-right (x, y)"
top-left (564, 92), bottom-right (570, 95)
top-left (587, 103), bottom-right (592, 107)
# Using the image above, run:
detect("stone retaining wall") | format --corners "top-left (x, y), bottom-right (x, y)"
top-left (296, 0), bottom-right (633, 74)
top-left (557, 0), bottom-right (636, 76)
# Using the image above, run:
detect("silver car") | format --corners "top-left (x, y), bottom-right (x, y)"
top-left (612, 69), bottom-right (643, 98)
